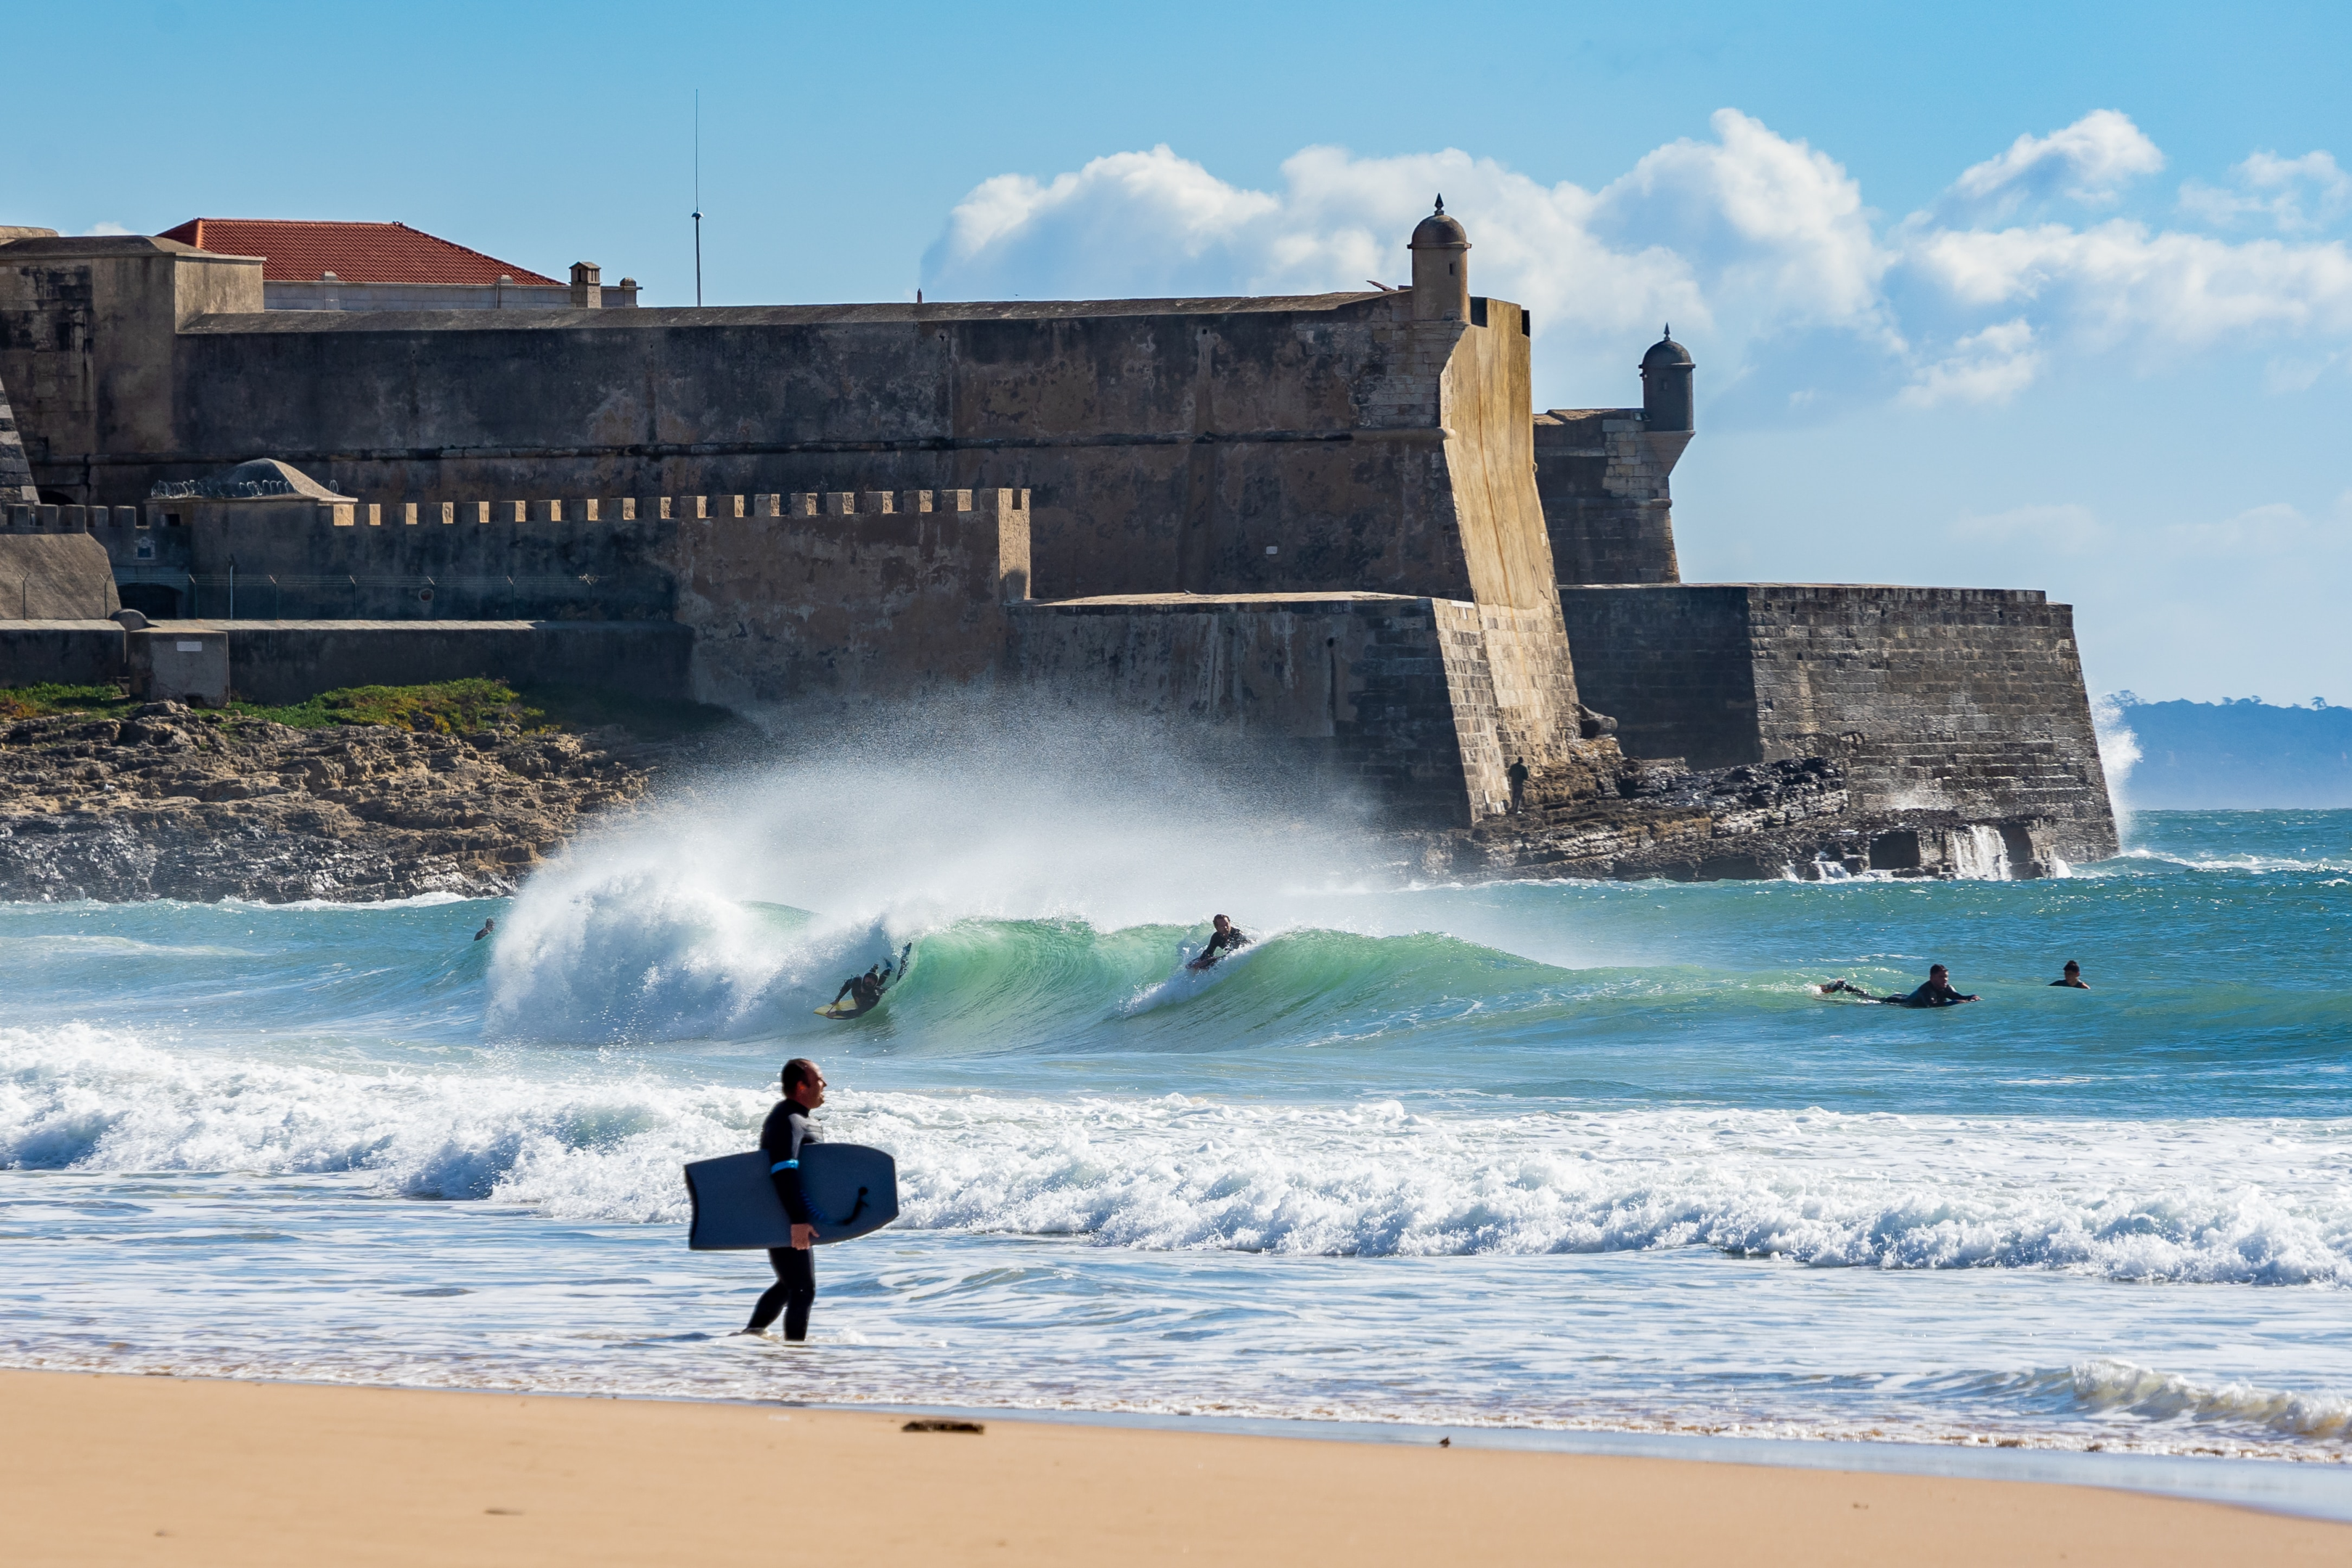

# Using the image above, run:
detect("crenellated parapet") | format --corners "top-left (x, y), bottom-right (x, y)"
top-left (81, 475), bottom-right (1035, 688)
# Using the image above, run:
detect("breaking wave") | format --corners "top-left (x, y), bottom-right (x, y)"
top-left (2065, 1357), bottom-right (2352, 1442)
top-left (8, 1024), bottom-right (2347, 1285)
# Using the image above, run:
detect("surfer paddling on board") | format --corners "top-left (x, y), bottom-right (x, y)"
top-left (1820, 964), bottom-right (1980, 1006)
top-left (739, 1058), bottom-right (825, 1340)
top-left (1186, 915), bottom-right (1249, 973)
top-left (2051, 960), bottom-right (2089, 989)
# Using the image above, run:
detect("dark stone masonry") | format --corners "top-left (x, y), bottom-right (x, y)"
top-left (0, 204), bottom-right (2115, 894)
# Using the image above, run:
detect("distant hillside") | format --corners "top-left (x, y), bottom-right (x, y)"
top-left (2109, 697), bottom-right (2352, 809)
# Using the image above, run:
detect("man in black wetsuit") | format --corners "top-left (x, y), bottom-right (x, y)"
top-left (740, 1058), bottom-right (825, 1340)
top-left (1822, 964), bottom-right (1980, 1005)
top-left (833, 965), bottom-right (886, 1012)
top-left (1196, 914), bottom-right (1248, 968)
top-left (2051, 960), bottom-right (2089, 989)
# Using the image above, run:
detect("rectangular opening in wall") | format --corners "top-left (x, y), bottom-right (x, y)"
top-left (1469, 297), bottom-right (1489, 328)
top-left (1522, 311), bottom-right (1531, 336)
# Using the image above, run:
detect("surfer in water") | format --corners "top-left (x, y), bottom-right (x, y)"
top-left (2050, 960), bottom-right (2089, 989)
top-left (833, 959), bottom-right (893, 1013)
top-left (1820, 964), bottom-right (1980, 1006)
top-left (1188, 914), bottom-right (1249, 972)
top-left (473, 917), bottom-right (495, 942)
top-left (740, 1058), bottom-right (825, 1341)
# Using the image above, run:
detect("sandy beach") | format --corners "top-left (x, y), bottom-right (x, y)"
top-left (1, 1371), bottom-right (2343, 1566)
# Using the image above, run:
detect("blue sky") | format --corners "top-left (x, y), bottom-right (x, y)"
top-left (8, 1), bottom-right (2348, 703)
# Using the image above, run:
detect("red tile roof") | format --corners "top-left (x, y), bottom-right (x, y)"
top-left (157, 219), bottom-right (560, 286)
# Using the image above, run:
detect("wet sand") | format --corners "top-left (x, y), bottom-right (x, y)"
top-left (3, 1369), bottom-right (2345, 1566)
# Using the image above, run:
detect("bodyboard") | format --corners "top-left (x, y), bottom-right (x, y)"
top-left (683, 1143), bottom-right (899, 1249)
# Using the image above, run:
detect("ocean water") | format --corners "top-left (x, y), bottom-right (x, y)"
top-left (4, 756), bottom-right (2349, 1465)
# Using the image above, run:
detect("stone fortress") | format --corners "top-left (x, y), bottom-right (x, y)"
top-left (0, 203), bottom-right (2116, 880)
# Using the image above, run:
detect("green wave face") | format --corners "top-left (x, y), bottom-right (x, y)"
top-left (871, 918), bottom-right (1570, 1058)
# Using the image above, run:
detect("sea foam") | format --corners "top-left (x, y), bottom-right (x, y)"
top-left (8, 1025), bottom-right (2346, 1284)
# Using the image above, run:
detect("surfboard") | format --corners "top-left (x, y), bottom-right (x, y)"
top-left (682, 1143), bottom-right (899, 1250)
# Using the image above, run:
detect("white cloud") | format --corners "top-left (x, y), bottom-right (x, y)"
top-left (1942, 110), bottom-right (2164, 218)
top-left (1951, 501), bottom-right (2104, 554)
top-left (935, 147), bottom-right (1279, 298)
top-left (923, 108), bottom-right (2352, 412)
top-left (2161, 500), bottom-right (2330, 558)
top-left (925, 111), bottom-right (1887, 393)
top-left (1901, 318), bottom-right (2040, 407)
top-left (2179, 151), bottom-right (2352, 234)
top-left (1586, 110), bottom-right (1892, 344)
top-left (1900, 221), bottom-right (2352, 350)
top-left (86, 220), bottom-right (131, 235)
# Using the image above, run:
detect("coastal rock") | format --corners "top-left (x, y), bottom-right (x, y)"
top-left (0, 703), bottom-right (674, 902)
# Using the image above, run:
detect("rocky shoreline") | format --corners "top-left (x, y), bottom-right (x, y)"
top-left (2, 701), bottom-right (2051, 904)
top-left (1400, 742), bottom-right (2062, 883)
top-left (0, 701), bottom-right (707, 902)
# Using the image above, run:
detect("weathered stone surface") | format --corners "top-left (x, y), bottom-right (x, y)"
top-left (0, 363), bottom-right (37, 502)
top-left (662, 489), bottom-right (1032, 708)
top-left (0, 534), bottom-right (120, 620)
top-left (1533, 408), bottom-right (1684, 585)
top-left (0, 619), bottom-right (694, 706)
top-left (1558, 584), bottom-right (2118, 861)
top-left (1399, 751), bottom-right (2071, 883)
top-left (0, 703), bottom-right (688, 902)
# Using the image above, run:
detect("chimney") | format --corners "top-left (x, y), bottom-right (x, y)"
top-left (569, 261), bottom-right (603, 309)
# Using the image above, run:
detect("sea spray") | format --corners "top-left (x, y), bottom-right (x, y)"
top-left (486, 703), bottom-right (1381, 1041)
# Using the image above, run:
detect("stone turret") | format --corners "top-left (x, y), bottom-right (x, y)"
top-left (1640, 327), bottom-right (1695, 433)
top-left (1408, 196), bottom-right (1470, 323)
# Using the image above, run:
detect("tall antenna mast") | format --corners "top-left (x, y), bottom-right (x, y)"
top-left (693, 89), bottom-right (703, 308)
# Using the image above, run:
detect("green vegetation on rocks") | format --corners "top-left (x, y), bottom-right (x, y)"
top-left (0, 678), bottom-right (736, 740)
top-left (0, 683), bottom-right (135, 722)
top-left (229, 677), bottom-right (537, 732)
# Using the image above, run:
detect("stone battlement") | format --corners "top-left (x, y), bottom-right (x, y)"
top-left (0, 205), bottom-right (2115, 860)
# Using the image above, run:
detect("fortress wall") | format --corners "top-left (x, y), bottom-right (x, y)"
top-left (60, 285), bottom-right (1493, 605)
top-left (181, 620), bottom-right (689, 705)
top-left (0, 534), bottom-right (120, 620)
top-left (0, 240), bottom-right (260, 470)
top-left (1, 242), bottom-right (1567, 621)
top-left (1742, 586), bottom-right (2115, 857)
top-left (1532, 410), bottom-right (1682, 584)
top-left (0, 621), bottom-right (123, 686)
top-left (87, 494), bottom-right (673, 620)
top-left (1559, 584), bottom-right (2118, 856)
top-left (659, 489), bottom-right (1031, 709)
top-left (1556, 586), bottom-right (1760, 764)
top-left (1007, 593), bottom-right (1498, 828)
top-left (1432, 300), bottom-right (1583, 782)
